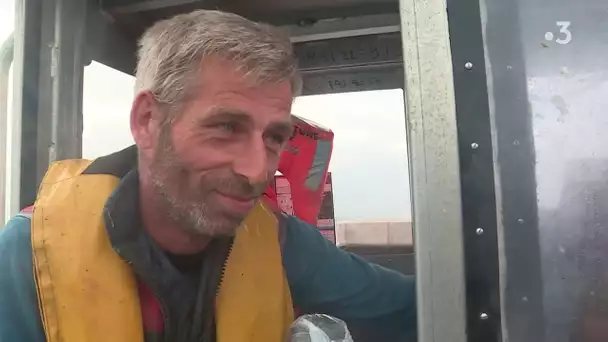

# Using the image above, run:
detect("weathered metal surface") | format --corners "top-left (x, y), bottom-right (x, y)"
top-left (482, 0), bottom-right (608, 340)
top-left (400, 0), bottom-right (467, 340)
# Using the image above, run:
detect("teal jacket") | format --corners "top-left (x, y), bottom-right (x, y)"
top-left (0, 209), bottom-right (416, 341)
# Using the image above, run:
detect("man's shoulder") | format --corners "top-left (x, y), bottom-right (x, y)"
top-left (279, 214), bottom-right (316, 231)
top-left (276, 213), bottom-right (317, 249)
top-left (0, 214), bottom-right (33, 258)
top-left (279, 214), bottom-right (336, 262)
top-left (0, 214), bottom-right (46, 342)
top-left (0, 213), bottom-right (35, 299)
top-left (278, 214), bottom-right (324, 244)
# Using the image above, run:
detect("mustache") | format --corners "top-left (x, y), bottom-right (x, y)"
top-left (210, 175), bottom-right (268, 200)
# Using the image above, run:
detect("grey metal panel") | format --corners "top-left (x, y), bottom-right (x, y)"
top-left (295, 33), bottom-right (402, 71)
top-left (479, 0), bottom-right (546, 340)
top-left (101, 0), bottom-right (399, 38)
top-left (287, 14), bottom-right (400, 43)
top-left (85, 9), bottom-right (401, 90)
top-left (295, 33), bottom-right (404, 95)
top-left (51, 0), bottom-right (88, 162)
top-left (87, 6), bottom-right (403, 94)
top-left (301, 64), bottom-right (403, 95)
top-left (101, 0), bottom-right (204, 14)
top-left (400, 0), bottom-right (467, 341)
top-left (102, 0), bottom-right (397, 16)
top-left (481, 0), bottom-right (608, 340)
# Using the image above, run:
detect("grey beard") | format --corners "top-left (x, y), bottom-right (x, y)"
top-left (152, 176), bottom-right (209, 235)
top-left (149, 174), bottom-right (241, 237)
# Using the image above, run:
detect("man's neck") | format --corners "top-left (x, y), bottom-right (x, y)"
top-left (139, 177), bottom-right (210, 255)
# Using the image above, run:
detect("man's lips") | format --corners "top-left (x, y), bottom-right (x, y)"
top-left (214, 191), bottom-right (256, 213)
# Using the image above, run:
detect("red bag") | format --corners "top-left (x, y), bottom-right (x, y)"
top-left (263, 115), bottom-right (334, 225)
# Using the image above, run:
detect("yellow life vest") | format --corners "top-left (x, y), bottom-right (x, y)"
top-left (31, 156), bottom-right (294, 342)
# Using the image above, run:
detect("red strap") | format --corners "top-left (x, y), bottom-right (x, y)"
top-left (137, 281), bottom-right (164, 333)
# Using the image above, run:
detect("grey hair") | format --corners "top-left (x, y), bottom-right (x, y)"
top-left (135, 10), bottom-right (301, 118)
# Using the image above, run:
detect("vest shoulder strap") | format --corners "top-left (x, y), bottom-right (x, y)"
top-left (32, 157), bottom-right (144, 342)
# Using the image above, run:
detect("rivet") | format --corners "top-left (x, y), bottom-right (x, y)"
top-left (465, 62), bottom-right (474, 70)
top-left (517, 218), bottom-right (524, 224)
top-left (476, 228), bottom-right (484, 235)
top-left (480, 312), bottom-right (489, 320)
top-left (471, 142), bottom-right (479, 149)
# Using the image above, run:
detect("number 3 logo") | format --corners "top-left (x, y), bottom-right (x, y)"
top-left (556, 21), bottom-right (572, 45)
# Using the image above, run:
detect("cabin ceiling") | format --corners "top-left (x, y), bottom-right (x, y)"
top-left (99, 0), bottom-right (399, 40)
top-left (89, 0), bottom-right (403, 95)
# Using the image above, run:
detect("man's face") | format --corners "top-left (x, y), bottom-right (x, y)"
top-left (137, 59), bottom-right (293, 237)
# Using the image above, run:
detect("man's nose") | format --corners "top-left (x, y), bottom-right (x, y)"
top-left (233, 135), bottom-right (268, 184)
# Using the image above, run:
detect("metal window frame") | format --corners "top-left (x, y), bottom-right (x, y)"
top-left (12, 0), bottom-right (88, 210)
top-left (286, 13), bottom-right (401, 43)
top-left (0, 34), bottom-right (14, 224)
top-left (399, 0), bottom-right (467, 341)
top-left (446, 0), bottom-right (502, 339)
top-left (11, 0), bottom-right (38, 213)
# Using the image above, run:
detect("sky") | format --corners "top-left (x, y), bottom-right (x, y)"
top-left (0, 1), bottom-right (13, 42)
top-left (1, 1), bottom-right (413, 222)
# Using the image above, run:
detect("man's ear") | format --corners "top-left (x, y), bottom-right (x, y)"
top-left (130, 91), bottom-right (162, 155)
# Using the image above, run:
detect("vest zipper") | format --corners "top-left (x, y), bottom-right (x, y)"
top-left (156, 289), bottom-right (171, 342)
top-left (199, 239), bottom-right (234, 342)
top-left (216, 239), bottom-right (235, 296)
top-left (196, 237), bottom-right (235, 342)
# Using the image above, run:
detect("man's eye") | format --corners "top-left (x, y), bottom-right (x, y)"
top-left (217, 122), bottom-right (237, 133)
top-left (267, 134), bottom-right (286, 145)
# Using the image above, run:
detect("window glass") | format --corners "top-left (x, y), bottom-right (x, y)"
top-left (292, 90), bottom-right (412, 246)
top-left (82, 61), bottom-right (135, 159)
top-left (292, 90), bottom-right (411, 222)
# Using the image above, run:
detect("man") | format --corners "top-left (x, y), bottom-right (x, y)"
top-left (0, 9), bottom-right (416, 342)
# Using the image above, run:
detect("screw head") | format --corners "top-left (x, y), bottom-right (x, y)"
top-left (480, 313), bottom-right (489, 320)
top-left (517, 218), bottom-right (525, 224)
top-left (465, 62), bottom-right (474, 70)
top-left (476, 228), bottom-right (484, 235)
top-left (471, 142), bottom-right (479, 149)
